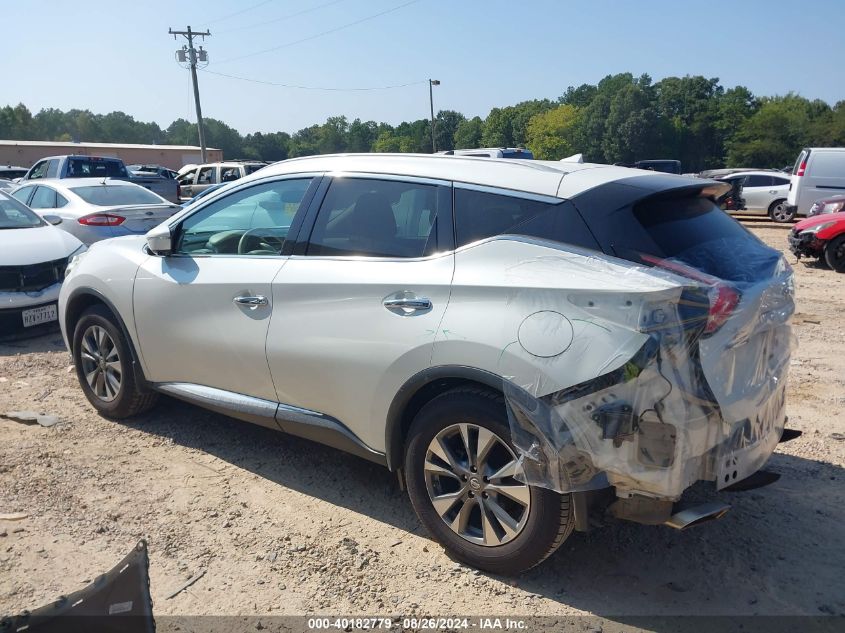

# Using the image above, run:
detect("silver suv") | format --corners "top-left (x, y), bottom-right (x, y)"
top-left (177, 160), bottom-right (268, 201)
top-left (60, 154), bottom-right (794, 573)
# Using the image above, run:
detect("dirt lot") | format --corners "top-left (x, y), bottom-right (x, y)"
top-left (1, 219), bottom-right (843, 622)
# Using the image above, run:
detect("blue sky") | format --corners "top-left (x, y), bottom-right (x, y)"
top-left (5, 0), bottom-right (844, 135)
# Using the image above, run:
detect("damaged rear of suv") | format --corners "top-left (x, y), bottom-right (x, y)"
top-left (60, 155), bottom-right (794, 575)
top-left (492, 177), bottom-right (794, 528)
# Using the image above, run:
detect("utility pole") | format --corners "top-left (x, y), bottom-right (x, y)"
top-left (170, 26), bottom-right (211, 162)
top-left (429, 79), bottom-right (440, 153)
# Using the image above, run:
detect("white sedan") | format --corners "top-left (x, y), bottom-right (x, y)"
top-left (10, 178), bottom-right (180, 245)
top-left (718, 170), bottom-right (793, 222)
top-left (0, 191), bottom-right (85, 338)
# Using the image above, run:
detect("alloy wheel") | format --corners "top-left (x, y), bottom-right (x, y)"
top-left (424, 423), bottom-right (531, 546)
top-left (79, 325), bottom-right (122, 402)
top-left (771, 202), bottom-right (793, 222)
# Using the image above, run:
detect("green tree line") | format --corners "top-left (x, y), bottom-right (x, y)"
top-left (2, 73), bottom-right (844, 170)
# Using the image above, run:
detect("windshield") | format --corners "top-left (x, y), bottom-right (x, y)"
top-left (67, 158), bottom-right (128, 178)
top-left (0, 192), bottom-right (44, 229)
top-left (244, 164), bottom-right (266, 175)
top-left (70, 184), bottom-right (164, 206)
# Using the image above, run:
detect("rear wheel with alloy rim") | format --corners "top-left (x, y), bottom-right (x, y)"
top-left (769, 199), bottom-right (794, 223)
top-left (72, 305), bottom-right (158, 418)
top-left (425, 422), bottom-right (531, 546)
top-left (405, 387), bottom-right (575, 574)
top-left (824, 235), bottom-right (845, 272)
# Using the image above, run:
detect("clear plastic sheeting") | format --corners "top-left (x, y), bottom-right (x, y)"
top-left (501, 240), bottom-right (795, 500)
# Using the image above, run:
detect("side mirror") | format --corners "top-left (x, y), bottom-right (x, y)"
top-left (146, 223), bottom-right (173, 256)
top-left (43, 215), bottom-right (62, 226)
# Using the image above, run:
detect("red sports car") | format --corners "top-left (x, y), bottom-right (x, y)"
top-left (788, 211), bottom-right (845, 272)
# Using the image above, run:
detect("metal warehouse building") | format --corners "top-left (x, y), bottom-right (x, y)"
top-left (0, 140), bottom-right (222, 171)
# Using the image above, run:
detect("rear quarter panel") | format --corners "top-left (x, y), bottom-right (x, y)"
top-left (431, 238), bottom-right (681, 398)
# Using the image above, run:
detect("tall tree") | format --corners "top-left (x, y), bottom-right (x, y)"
top-left (726, 94), bottom-right (826, 167)
top-left (655, 75), bottom-right (722, 170)
top-left (526, 105), bottom-right (581, 160)
top-left (601, 77), bottom-right (661, 163)
top-left (434, 110), bottom-right (465, 151)
top-left (453, 116), bottom-right (484, 149)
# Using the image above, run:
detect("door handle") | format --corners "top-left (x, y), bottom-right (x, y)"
top-left (383, 297), bottom-right (432, 311)
top-left (233, 295), bottom-right (269, 309)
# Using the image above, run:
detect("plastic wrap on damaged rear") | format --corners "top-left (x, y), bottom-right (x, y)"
top-left (501, 185), bottom-right (796, 500)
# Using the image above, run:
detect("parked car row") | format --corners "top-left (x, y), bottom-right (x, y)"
top-left (20, 155), bottom-right (179, 203)
top-left (10, 179), bottom-right (180, 245)
top-left (714, 170), bottom-right (792, 221)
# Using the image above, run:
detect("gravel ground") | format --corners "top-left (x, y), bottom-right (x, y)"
top-left (1, 218), bottom-right (843, 621)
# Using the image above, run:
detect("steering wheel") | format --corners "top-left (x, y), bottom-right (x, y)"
top-left (237, 228), bottom-right (285, 254)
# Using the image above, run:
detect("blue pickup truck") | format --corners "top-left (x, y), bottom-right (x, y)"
top-left (19, 155), bottom-right (179, 203)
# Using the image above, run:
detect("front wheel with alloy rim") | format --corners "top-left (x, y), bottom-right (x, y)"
top-left (72, 305), bottom-right (158, 419)
top-left (404, 387), bottom-right (575, 574)
top-left (769, 199), bottom-right (794, 223)
top-left (824, 235), bottom-right (845, 272)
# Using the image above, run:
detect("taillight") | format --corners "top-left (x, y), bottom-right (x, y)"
top-left (704, 284), bottom-right (740, 335)
top-left (78, 213), bottom-right (125, 226)
top-left (640, 253), bottom-right (740, 335)
top-left (796, 160), bottom-right (807, 177)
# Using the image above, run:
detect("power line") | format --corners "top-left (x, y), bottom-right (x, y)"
top-left (200, 0), bottom-right (275, 28)
top-left (214, 0), bottom-right (419, 64)
top-left (200, 67), bottom-right (426, 91)
top-left (216, 0), bottom-right (348, 34)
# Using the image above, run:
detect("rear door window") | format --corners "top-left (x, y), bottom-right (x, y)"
top-left (454, 187), bottom-right (599, 251)
top-left (306, 178), bottom-right (445, 258)
top-left (29, 186), bottom-right (58, 209)
top-left (220, 167), bottom-right (240, 182)
top-left (197, 167), bottom-right (216, 185)
top-left (743, 175), bottom-right (773, 187)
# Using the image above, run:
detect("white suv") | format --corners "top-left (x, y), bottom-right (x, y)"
top-left (60, 154), bottom-right (795, 573)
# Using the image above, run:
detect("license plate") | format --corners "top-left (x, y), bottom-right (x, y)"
top-left (22, 304), bottom-right (58, 328)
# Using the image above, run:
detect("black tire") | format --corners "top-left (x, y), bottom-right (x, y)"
top-left (404, 387), bottom-right (574, 575)
top-left (824, 235), bottom-right (845, 272)
top-left (71, 305), bottom-right (158, 419)
top-left (768, 199), bottom-right (794, 223)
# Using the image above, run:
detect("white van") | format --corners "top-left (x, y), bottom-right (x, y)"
top-left (436, 148), bottom-right (534, 159)
top-left (786, 148), bottom-right (845, 217)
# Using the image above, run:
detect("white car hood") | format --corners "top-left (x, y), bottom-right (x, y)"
top-left (0, 225), bottom-right (84, 266)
